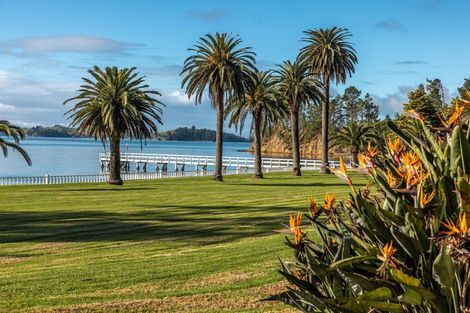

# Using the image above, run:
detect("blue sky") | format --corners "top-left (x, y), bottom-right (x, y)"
top-left (0, 0), bottom-right (469, 133)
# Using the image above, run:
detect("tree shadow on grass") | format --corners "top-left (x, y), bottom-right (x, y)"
top-left (0, 205), bottom-right (294, 245)
top-left (233, 182), bottom-right (348, 187)
top-left (26, 187), bottom-right (160, 193)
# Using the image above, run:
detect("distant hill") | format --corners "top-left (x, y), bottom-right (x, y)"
top-left (157, 126), bottom-right (249, 142)
top-left (26, 125), bottom-right (250, 142)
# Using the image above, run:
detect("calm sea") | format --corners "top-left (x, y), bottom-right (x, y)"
top-left (0, 137), bottom-right (252, 177)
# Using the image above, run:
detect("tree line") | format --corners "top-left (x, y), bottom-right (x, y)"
top-left (2, 27), bottom-right (470, 186)
top-left (180, 28), bottom-right (357, 181)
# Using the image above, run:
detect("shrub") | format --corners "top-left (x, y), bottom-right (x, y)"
top-left (273, 98), bottom-right (470, 312)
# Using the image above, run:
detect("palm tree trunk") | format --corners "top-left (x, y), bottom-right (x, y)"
top-left (108, 135), bottom-right (123, 185)
top-left (291, 106), bottom-right (301, 176)
top-left (213, 92), bottom-right (224, 181)
top-left (352, 147), bottom-right (359, 168)
top-left (320, 78), bottom-right (330, 174)
top-left (253, 110), bottom-right (263, 179)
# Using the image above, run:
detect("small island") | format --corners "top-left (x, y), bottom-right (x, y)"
top-left (27, 125), bottom-right (76, 137)
top-left (157, 126), bottom-right (249, 142)
top-left (26, 125), bottom-right (250, 142)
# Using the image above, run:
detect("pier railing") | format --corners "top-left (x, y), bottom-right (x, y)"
top-left (99, 153), bottom-right (342, 169)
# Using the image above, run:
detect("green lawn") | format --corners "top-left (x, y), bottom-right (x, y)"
top-left (0, 171), bottom-right (366, 313)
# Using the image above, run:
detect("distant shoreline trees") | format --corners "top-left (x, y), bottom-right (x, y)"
top-left (260, 84), bottom-right (379, 160)
top-left (330, 87), bottom-right (379, 129)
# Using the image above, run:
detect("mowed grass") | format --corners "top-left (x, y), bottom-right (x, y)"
top-left (0, 171), bottom-right (366, 313)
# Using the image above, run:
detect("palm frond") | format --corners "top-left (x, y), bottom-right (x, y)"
top-left (0, 120), bottom-right (31, 165)
top-left (273, 60), bottom-right (323, 112)
top-left (299, 27), bottom-right (358, 84)
top-left (181, 32), bottom-right (256, 108)
top-left (64, 66), bottom-right (165, 144)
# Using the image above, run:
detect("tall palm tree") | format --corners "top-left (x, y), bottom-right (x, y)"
top-left (331, 122), bottom-right (378, 167)
top-left (274, 60), bottom-right (323, 176)
top-left (65, 66), bottom-right (164, 185)
top-left (299, 27), bottom-right (358, 174)
top-left (181, 33), bottom-right (256, 181)
top-left (0, 120), bottom-right (31, 165)
top-left (226, 71), bottom-right (288, 179)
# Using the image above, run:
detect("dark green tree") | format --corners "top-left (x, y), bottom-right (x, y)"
top-left (457, 78), bottom-right (470, 122)
top-left (403, 84), bottom-right (441, 128)
top-left (342, 86), bottom-right (362, 124)
top-left (65, 66), bottom-right (164, 185)
top-left (303, 102), bottom-right (322, 139)
top-left (329, 95), bottom-right (346, 130)
top-left (458, 77), bottom-right (470, 101)
top-left (426, 78), bottom-right (446, 111)
top-left (361, 93), bottom-right (379, 124)
top-left (299, 27), bottom-right (358, 174)
top-left (329, 87), bottom-right (379, 127)
top-left (181, 33), bottom-right (256, 181)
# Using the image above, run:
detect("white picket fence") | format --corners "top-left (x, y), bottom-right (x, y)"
top-left (0, 152), bottom-right (348, 186)
top-left (0, 168), bottom-right (291, 186)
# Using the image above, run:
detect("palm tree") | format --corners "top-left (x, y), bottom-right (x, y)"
top-left (226, 71), bottom-right (288, 178)
top-left (65, 66), bottom-right (164, 185)
top-left (299, 27), bottom-right (358, 174)
top-left (331, 122), bottom-right (377, 167)
top-left (274, 60), bottom-right (322, 176)
top-left (181, 33), bottom-right (256, 181)
top-left (0, 120), bottom-right (31, 165)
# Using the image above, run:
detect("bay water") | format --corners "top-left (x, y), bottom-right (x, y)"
top-left (0, 137), bottom-right (252, 177)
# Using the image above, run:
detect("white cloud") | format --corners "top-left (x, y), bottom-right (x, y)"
top-left (0, 70), bottom-right (11, 87)
top-left (165, 90), bottom-right (198, 105)
top-left (0, 102), bottom-right (17, 112)
top-left (0, 69), bottom-right (77, 97)
top-left (371, 85), bottom-right (415, 116)
top-left (0, 36), bottom-right (140, 56)
top-left (142, 64), bottom-right (182, 78)
top-left (0, 69), bottom-right (75, 125)
top-left (9, 120), bottom-right (41, 128)
top-left (373, 83), bottom-right (454, 114)
top-left (0, 101), bottom-right (57, 114)
top-left (38, 82), bottom-right (77, 94)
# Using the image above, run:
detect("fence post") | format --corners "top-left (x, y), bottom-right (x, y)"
top-left (45, 174), bottom-right (49, 185)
